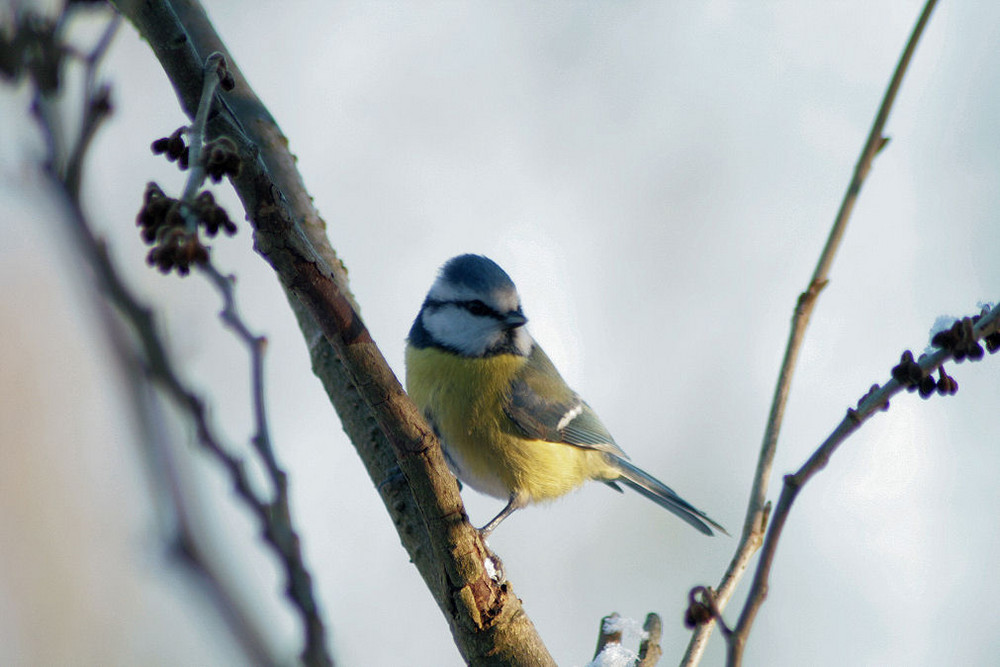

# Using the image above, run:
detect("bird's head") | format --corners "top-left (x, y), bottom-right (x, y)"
top-left (411, 254), bottom-right (532, 357)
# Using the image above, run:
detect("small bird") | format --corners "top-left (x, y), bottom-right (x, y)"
top-left (405, 254), bottom-right (725, 537)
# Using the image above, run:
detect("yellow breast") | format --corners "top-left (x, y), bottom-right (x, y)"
top-left (404, 345), bottom-right (611, 503)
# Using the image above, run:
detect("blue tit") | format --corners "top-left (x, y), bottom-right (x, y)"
top-left (405, 254), bottom-right (725, 537)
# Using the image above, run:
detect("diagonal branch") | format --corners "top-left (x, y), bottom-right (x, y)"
top-left (726, 305), bottom-right (1000, 664)
top-left (110, 0), bottom-right (556, 663)
top-left (681, 1), bottom-right (939, 662)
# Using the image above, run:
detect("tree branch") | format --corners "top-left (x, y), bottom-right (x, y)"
top-left (19, 8), bottom-right (332, 663)
top-left (591, 613), bottom-right (660, 667)
top-left (109, 0), bottom-right (555, 663)
top-left (727, 305), bottom-right (1000, 664)
top-left (681, 1), bottom-right (939, 662)
top-left (637, 613), bottom-right (663, 667)
top-left (15, 7), bottom-right (279, 664)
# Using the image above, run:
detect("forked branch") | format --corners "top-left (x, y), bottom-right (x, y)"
top-left (682, 1), bottom-right (939, 662)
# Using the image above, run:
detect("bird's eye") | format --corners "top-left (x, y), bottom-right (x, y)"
top-left (465, 300), bottom-right (492, 317)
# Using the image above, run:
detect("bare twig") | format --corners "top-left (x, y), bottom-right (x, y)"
top-left (199, 264), bottom-right (278, 474)
top-left (636, 613), bottom-right (663, 667)
top-left (17, 9), bottom-right (332, 666)
top-left (145, 384), bottom-right (279, 667)
top-left (727, 305), bottom-right (1000, 665)
top-left (196, 263), bottom-right (330, 666)
top-left (681, 2), bottom-right (939, 662)
top-left (16, 8), bottom-right (280, 663)
top-left (65, 11), bottom-right (120, 198)
top-left (145, 52), bottom-right (332, 667)
top-left (592, 613), bottom-right (658, 666)
top-left (198, 257), bottom-right (330, 667)
top-left (594, 613), bottom-right (623, 659)
top-left (180, 51), bottom-right (226, 205)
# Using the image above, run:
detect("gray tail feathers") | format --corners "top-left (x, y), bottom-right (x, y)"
top-left (612, 458), bottom-right (727, 536)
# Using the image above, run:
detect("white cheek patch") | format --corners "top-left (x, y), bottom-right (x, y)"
top-left (422, 306), bottom-right (500, 357)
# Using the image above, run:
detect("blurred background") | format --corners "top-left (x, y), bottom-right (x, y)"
top-left (2, 1), bottom-right (999, 665)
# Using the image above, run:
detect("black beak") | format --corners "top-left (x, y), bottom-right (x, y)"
top-left (503, 310), bottom-right (527, 330)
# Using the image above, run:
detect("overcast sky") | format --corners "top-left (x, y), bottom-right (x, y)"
top-left (3, 1), bottom-right (1000, 665)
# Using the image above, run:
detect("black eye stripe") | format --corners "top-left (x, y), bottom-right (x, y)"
top-left (425, 298), bottom-right (502, 319)
top-left (463, 300), bottom-right (495, 317)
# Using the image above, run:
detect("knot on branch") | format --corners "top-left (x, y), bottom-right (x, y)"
top-left (206, 51), bottom-right (235, 91)
top-left (684, 599), bottom-right (713, 629)
top-left (685, 586), bottom-right (729, 635)
top-left (857, 384), bottom-right (890, 413)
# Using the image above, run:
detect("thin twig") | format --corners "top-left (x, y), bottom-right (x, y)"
top-left (147, 385), bottom-right (279, 667)
top-left (593, 613), bottom-right (623, 660)
top-left (180, 52), bottom-right (225, 205)
top-left (20, 9), bottom-right (280, 662)
top-left (681, 2), bottom-right (939, 662)
top-left (196, 264), bottom-right (328, 666)
top-left (726, 305), bottom-right (1000, 665)
top-left (65, 11), bottom-right (120, 198)
top-left (19, 11), bottom-right (332, 666)
top-left (198, 264), bottom-right (280, 474)
top-left (593, 613), bottom-right (658, 666)
top-left (159, 52), bottom-right (332, 667)
top-left (636, 613), bottom-right (663, 667)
